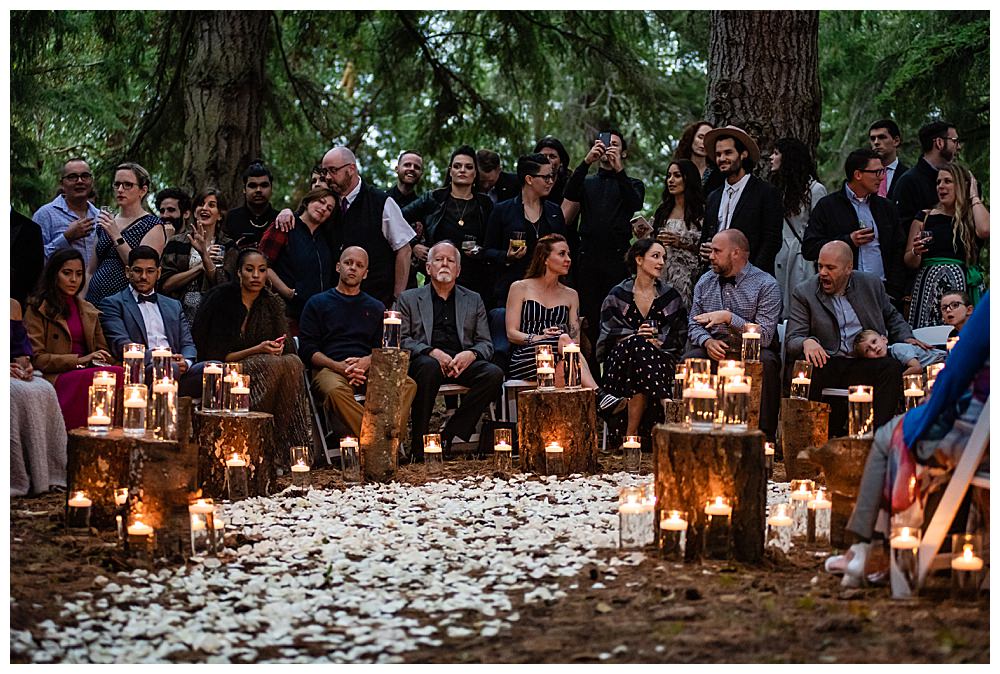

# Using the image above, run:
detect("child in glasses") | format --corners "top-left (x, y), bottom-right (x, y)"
top-left (939, 290), bottom-right (974, 337)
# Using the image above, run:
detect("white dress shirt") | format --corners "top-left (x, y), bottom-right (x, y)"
top-left (131, 287), bottom-right (170, 349)
top-left (717, 172), bottom-right (752, 231)
top-left (342, 180), bottom-right (417, 251)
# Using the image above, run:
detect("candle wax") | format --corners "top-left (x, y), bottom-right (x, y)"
top-left (230, 386), bottom-right (251, 394)
top-left (68, 494), bottom-right (92, 508)
top-left (383, 317), bottom-right (402, 325)
top-left (128, 522), bottom-right (153, 536)
top-left (619, 503), bottom-right (654, 514)
top-left (494, 443), bottom-right (512, 452)
top-left (188, 500), bottom-right (214, 514)
top-left (705, 503), bottom-right (732, 516)
top-left (660, 517), bottom-right (688, 531)
top-left (791, 377), bottom-right (811, 385)
top-left (204, 365), bottom-right (223, 374)
top-left (767, 515), bottom-right (793, 527)
top-left (290, 464), bottom-right (310, 473)
top-left (226, 457), bottom-right (247, 467)
top-left (848, 391), bottom-right (873, 403)
top-left (683, 388), bottom-right (716, 399)
top-left (124, 398), bottom-right (146, 408)
top-left (724, 382), bottom-right (751, 393)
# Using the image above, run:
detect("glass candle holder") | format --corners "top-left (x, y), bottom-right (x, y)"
top-left (766, 503), bottom-right (793, 553)
top-left (122, 384), bottom-right (147, 436)
top-left (87, 385), bottom-right (113, 433)
top-left (806, 487), bottom-right (832, 545)
top-left (684, 373), bottom-right (717, 431)
top-left (229, 374), bottom-right (251, 414)
top-left (150, 377), bottom-right (178, 440)
top-left (340, 437), bottom-right (361, 485)
top-left (67, 491), bottom-right (92, 529)
top-left (848, 385), bottom-right (874, 438)
top-left (150, 347), bottom-right (173, 382)
top-left (903, 373), bottom-right (926, 411)
top-left (741, 323), bottom-right (761, 362)
top-left (721, 374), bottom-right (751, 432)
top-left (126, 515), bottom-right (155, 560)
top-left (717, 359), bottom-right (745, 379)
top-left (188, 498), bottom-right (217, 555)
top-left (290, 445), bottom-right (311, 489)
top-left (684, 357), bottom-right (712, 381)
top-left (92, 369), bottom-right (117, 394)
top-left (544, 441), bottom-right (565, 476)
top-left (114, 487), bottom-right (129, 508)
top-left (889, 521), bottom-right (921, 600)
top-left (201, 361), bottom-right (224, 411)
top-left (562, 342), bottom-right (582, 389)
top-left (221, 362), bottom-right (243, 413)
top-left (225, 453), bottom-right (249, 501)
top-left (123, 343), bottom-right (146, 385)
top-left (493, 428), bottom-right (513, 475)
top-left (535, 344), bottom-right (555, 390)
top-left (790, 360), bottom-right (813, 400)
top-left (423, 433), bottom-right (443, 478)
top-left (789, 479), bottom-right (815, 539)
top-left (672, 364), bottom-right (687, 400)
top-left (950, 533), bottom-right (984, 601)
top-left (704, 496), bottom-right (732, 559)
top-left (764, 442), bottom-right (775, 481)
top-left (659, 509), bottom-right (688, 561)
top-left (926, 362), bottom-right (945, 391)
top-left (622, 435), bottom-right (642, 473)
top-left (212, 504), bottom-right (226, 554)
top-left (618, 486), bottom-right (654, 549)
top-left (383, 310), bottom-right (402, 349)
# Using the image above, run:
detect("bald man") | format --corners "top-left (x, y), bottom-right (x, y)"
top-left (785, 240), bottom-right (918, 434)
top-left (685, 229), bottom-right (783, 439)
top-left (319, 146), bottom-right (415, 308)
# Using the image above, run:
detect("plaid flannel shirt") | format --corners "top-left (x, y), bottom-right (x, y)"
top-left (688, 262), bottom-right (782, 348)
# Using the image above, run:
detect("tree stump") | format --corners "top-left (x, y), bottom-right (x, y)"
top-left (360, 348), bottom-right (411, 483)
top-left (195, 410), bottom-right (275, 499)
top-left (797, 436), bottom-right (872, 548)
top-left (126, 397), bottom-right (200, 560)
top-left (517, 388), bottom-right (598, 474)
top-left (746, 360), bottom-right (764, 431)
top-left (652, 424), bottom-right (766, 563)
top-left (662, 399), bottom-right (684, 424)
top-left (780, 398), bottom-right (829, 481)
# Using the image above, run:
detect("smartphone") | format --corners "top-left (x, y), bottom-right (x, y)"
top-left (598, 131), bottom-right (612, 147)
top-left (275, 335), bottom-right (286, 344)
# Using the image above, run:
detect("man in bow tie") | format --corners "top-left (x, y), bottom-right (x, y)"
top-left (98, 246), bottom-right (202, 396)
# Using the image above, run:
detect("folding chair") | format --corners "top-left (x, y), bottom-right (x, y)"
top-left (912, 324), bottom-right (953, 348)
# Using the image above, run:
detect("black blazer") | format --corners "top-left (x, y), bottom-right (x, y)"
top-left (483, 195), bottom-right (566, 302)
top-left (485, 171), bottom-right (520, 204)
top-left (801, 185), bottom-right (904, 300)
top-left (700, 175), bottom-right (783, 275)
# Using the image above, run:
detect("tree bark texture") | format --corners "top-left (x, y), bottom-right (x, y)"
top-left (195, 410), bottom-right (276, 499)
top-left (707, 11), bottom-right (821, 163)
top-left (796, 436), bottom-right (872, 548)
top-left (652, 424), bottom-right (766, 564)
top-left (517, 388), bottom-right (599, 474)
top-left (360, 348), bottom-right (411, 483)
top-left (182, 11), bottom-right (270, 201)
top-left (779, 398), bottom-right (829, 481)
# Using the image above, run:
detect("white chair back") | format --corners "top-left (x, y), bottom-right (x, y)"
top-left (912, 324), bottom-right (952, 347)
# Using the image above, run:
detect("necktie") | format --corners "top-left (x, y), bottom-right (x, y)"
top-left (877, 171), bottom-right (888, 198)
top-left (137, 293), bottom-right (157, 304)
top-left (719, 276), bottom-right (737, 285)
top-left (340, 197), bottom-right (350, 214)
top-left (721, 186), bottom-right (737, 230)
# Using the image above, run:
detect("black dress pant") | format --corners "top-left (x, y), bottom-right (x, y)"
top-left (807, 355), bottom-right (903, 437)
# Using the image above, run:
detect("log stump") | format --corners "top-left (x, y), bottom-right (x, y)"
top-left (779, 398), bottom-right (830, 481)
top-left (517, 388), bottom-right (598, 474)
top-left (662, 399), bottom-right (684, 424)
top-left (360, 348), bottom-right (411, 483)
top-left (746, 361), bottom-right (764, 431)
top-left (196, 410), bottom-right (276, 499)
top-left (797, 436), bottom-right (872, 548)
top-left (652, 424), bottom-right (766, 563)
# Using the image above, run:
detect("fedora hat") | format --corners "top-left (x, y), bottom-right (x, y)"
top-left (704, 125), bottom-right (760, 164)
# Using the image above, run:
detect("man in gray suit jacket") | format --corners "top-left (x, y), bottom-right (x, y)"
top-left (98, 246), bottom-right (202, 397)
top-left (786, 241), bottom-right (925, 435)
top-left (397, 241), bottom-right (503, 458)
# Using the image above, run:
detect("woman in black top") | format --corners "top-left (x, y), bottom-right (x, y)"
top-left (533, 136), bottom-right (571, 205)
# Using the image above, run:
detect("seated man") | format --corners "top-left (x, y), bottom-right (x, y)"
top-left (398, 241), bottom-right (504, 459)
top-left (298, 246), bottom-right (417, 443)
top-left (684, 229), bottom-right (782, 440)
top-left (98, 246), bottom-right (202, 396)
top-left (785, 240), bottom-right (921, 435)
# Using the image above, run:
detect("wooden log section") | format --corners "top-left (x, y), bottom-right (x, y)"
top-left (360, 348), bottom-right (411, 483)
top-left (195, 410), bottom-right (275, 499)
top-left (652, 424), bottom-right (766, 564)
top-left (745, 361), bottom-right (763, 432)
top-left (517, 388), bottom-right (598, 474)
top-left (797, 436), bottom-right (872, 548)
top-left (779, 398), bottom-right (829, 481)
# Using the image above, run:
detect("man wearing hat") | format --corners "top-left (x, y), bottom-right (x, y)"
top-left (698, 126), bottom-right (783, 276)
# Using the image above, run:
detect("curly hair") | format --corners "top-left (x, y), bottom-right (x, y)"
top-left (940, 163), bottom-right (979, 267)
top-left (768, 138), bottom-right (818, 218)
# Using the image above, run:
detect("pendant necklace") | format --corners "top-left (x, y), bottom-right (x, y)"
top-left (454, 195), bottom-right (472, 227)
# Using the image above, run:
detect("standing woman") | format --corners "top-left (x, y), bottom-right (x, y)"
top-left (674, 120), bottom-right (724, 195)
top-left (23, 249), bottom-right (121, 431)
top-left (648, 159), bottom-right (705, 304)
top-left (159, 188), bottom-right (237, 323)
top-left (85, 162), bottom-right (166, 304)
top-left (904, 163), bottom-right (989, 327)
top-left (402, 145), bottom-right (494, 304)
top-left (533, 136), bottom-right (572, 205)
top-left (192, 248), bottom-right (312, 465)
top-left (769, 138), bottom-right (828, 320)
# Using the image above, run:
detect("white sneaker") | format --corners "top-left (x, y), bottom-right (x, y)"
top-left (841, 542), bottom-right (870, 588)
top-left (825, 553), bottom-right (850, 575)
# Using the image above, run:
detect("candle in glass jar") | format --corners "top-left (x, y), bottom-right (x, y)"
top-left (660, 511), bottom-right (688, 531)
top-left (951, 544), bottom-right (984, 571)
top-left (848, 388), bottom-right (873, 403)
top-left (291, 461), bottom-right (310, 473)
top-left (92, 371), bottom-right (116, 388)
top-left (704, 496), bottom-right (732, 516)
top-left (226, 454), bottom-right (247, 467)
top-left (562, 343), bottom-right (580, 355)
top-left (86, 407), bottom-right (111, 427)
top-left (791, 374), bottom-right (811, 386)
top-left (127, 520), bottom-right (153, 536)
top-left (68, 491), bottom-right (92, 508)
top-left (890, 527), bottom-right (920, 550)
top-left (114, 488), bottom-right (129, 506)
top-left (494, 440), bottom-right (511, 452)
top-left (717, 360), bottom-right (745, 378)
top-left (545, 441), bottom-right (564, 453)
top-left (153, 378), bottom-right (177, 394)
top-left (204, 363), bottom-right (223, 375)
top-left (150, 348), bottom-right (172, 358)
top-left (188, 498), bottom-right (214, 515)
top-left (766, 505), bottom-right (793, 527)
top-left (123, 390), bottom-right (145, 408)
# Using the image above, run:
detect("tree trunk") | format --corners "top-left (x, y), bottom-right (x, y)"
top-left (797, 436), bottom-right (872, 548)
top-left (707, 11), bottom-right (821, 163)
top-left (195, 410), bottom-right (276, 499)
top-left (360, 348), bottom-right (411, 483)
top-left (779, 398), bottom-right (829, 481)
top-left (182, 11), bottom-right (270, 201)
top-left (517, 388), bottom-right (599, 474)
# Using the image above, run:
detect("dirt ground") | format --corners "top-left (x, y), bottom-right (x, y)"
top-left (9, 455), bottom-right (989, 664)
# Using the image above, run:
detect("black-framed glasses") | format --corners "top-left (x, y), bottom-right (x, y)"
top-left (859, 168), bottom-right (887, 177)
top-left (943, 136), bottom-right (962, 145)
top-left (62, 172), bottom-right (93, 182)
top-left (530, 173), bottom-right (556, 183)
top-left (113, 181), bottom-right (137, 190)
top-left (940, 300), bottom-right (967, 312)
top-left (318, 163), bottom-right (352, 176)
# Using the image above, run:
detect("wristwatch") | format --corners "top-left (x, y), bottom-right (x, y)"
top-left (115, 236), bottom-right (127, 247)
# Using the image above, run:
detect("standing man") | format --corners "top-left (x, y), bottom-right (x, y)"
top-left (699, 126), bottom-right (783, 275)
top-left (477, 150), bottom-right (519, 205)
top-left (802, 149), bottom-right (904, 302)
top-left (154, 187), bottom-right (192, 239)
top-left (388, 150), bottom-right (424, 209)
top-left (397, 242), bottom-right (504, 459)
top-left (868, 119), bottom-right (909, 199)
top-left (224, 160), bottom-right (279, 249)
top-left (561, 128), bottom-right (645, 360)
top-left (33, 157), bottom-right (100, 263)
top-left (319, 146), bottom-right (415, 308)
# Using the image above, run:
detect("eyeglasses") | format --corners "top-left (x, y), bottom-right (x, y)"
top-left (113, 181), bottom-right (137, 190)
top-left (858, 168), bottom-right (887, 177)
top-left (61, 172), bottom-right (93, 182)
top-left (530, 173), bottom-right (556, 183)
top-left (943, 136), bottom-right (962, 145)
top-left (940, 300), bottom-right (967, 312)
top-left (318, 163), bottom-right (352, 177)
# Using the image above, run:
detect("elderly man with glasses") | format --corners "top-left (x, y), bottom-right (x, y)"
top-left (33, 157), bottom-right (101, 263)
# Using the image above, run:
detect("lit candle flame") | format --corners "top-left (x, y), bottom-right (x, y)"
top-left (963, 544), bottom-right (974, 560)
top-left (714, 496), bottom-right (724, 507)
top-left (901, 527), bottom-right (910, 538)
top-left (74, 491), bottom-right (85, 500)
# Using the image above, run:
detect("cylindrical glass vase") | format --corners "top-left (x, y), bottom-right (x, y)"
top-left (848, 385), bottom-right (874, 438)
top-left (122, 384), bottom-right (147, 436)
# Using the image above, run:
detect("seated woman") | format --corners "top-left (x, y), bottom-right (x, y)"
top-left (192, 248), bottom-right (312, 466)
top-left (159, 188), bottom-right (237, 323)
top-left (597, 239), bottom-right (688, 437)
top-left (24, 249), bottom-right (121, 431)
top-left (826, 291), bottom-right (989, 587)
top-left (10, 298), bottom-right (67, 496)
top-left (505, 234), bottom-right (623, 416)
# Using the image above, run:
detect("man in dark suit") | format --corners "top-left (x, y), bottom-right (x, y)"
top-left (802, 148), bottom-right (904, 302)
top-left (98, 246), bottom-right (202, 396)
top-left (868, 119), bottom-right (909, 199)
top-left (477, 149), bottom-right (520, 205)
top-left (698, 126), bottom-right (783, 275)
top-left (397, 241), bottom-right (504, 459)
